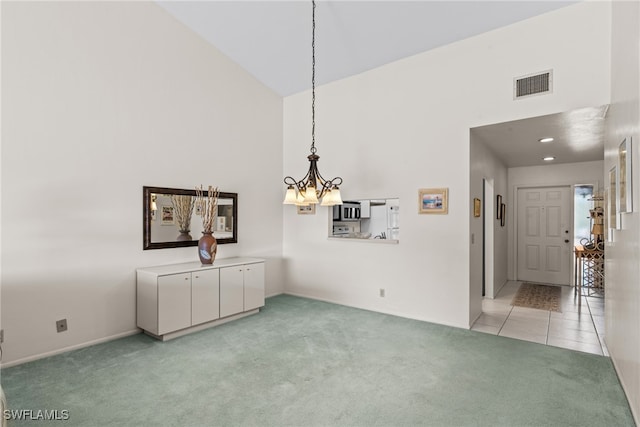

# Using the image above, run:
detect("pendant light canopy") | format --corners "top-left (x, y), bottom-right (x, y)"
top-left (283, 0), bottom-right (343, 207)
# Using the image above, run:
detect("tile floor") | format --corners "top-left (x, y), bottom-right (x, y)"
top-left (471, 281), bottom-right (607, 356)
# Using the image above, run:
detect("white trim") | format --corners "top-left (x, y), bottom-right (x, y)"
top-left (0, 329), bottom-right (141, 368)
top-left (608, 346), bottom-right (639, 426)
top-left (283, 291), bottom-right (469, 330)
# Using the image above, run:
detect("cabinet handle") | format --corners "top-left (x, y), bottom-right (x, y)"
top-left (185, 277), bottom-right (189, 281)
top-left (195, 275), bottom-right (199, 279)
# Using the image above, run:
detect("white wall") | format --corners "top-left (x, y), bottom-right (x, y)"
top-left (283, 2), bottom-right (611, 328)
top-left (1, 2), bottom-right (284, 365)
top-left (507, 160), bottom-right (605, 281)
top-left (605, 0), bottom-right (640, 421)
top-left (469, 138), bottom-right (508, 324)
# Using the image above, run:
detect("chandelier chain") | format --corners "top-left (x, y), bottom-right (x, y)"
top-left (311, 0), bottom-right (316, 155)
top-left (282, 0), bottom-right (343, 205)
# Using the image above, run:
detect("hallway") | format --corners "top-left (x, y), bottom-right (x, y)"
top-left (471, 281), bottom-right (607, 356)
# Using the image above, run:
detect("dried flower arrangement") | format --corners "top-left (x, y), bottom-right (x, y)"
top-left (195, 185), bottom-right (219, 233)
top-left (171, 195), bottom-right (195, 234)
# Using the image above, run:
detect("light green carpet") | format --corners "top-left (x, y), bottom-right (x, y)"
top-left (1, 295), bottom-right (635, 426)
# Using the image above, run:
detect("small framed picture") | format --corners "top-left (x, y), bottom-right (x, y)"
top-left (161, 206), bottom-right (175, 225)
top-left (618, 137), bottom-right (632, 213)
top-left (609, 166), bottom-right (618, 230)
top-left (496, 195), bottom-right (503, 220)
top-left (297, 204), bottom-right (316, 215)
top-left (418, 188), bottom-right (448, 214)
top-left (473, 198), bottom-right (481, 217)
top-left (500, 203), bottom-right (506, 227)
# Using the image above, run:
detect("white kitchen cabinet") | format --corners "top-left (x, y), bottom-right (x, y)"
top-left (219, 262), bottom-right (266, 317)
top-left (244, 263), bottom-right (266, 311)
top-left (158, 273), bottom-right (191, 335)
top-left (191, 268), bottom-right (220, 325)
top-left (137, 257), bottom-right (265, 340)
top-left (220, 266), bottom-right (245, 318)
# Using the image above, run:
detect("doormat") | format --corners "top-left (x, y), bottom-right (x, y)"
top-left (511, 283), bottom-right (562, 312)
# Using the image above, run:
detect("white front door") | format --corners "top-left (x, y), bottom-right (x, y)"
top-left (517, 186), bottom-right (572, 285)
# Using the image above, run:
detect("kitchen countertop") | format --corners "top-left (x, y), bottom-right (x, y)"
top-left (328, 236), bottom-right (399, 244)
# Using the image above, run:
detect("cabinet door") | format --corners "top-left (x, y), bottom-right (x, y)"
top-left (220, 267), bottom-right (244, 318)
top-left (157, 273), bottom-right (191, 335)
top-left (244, 263), bottom-right (265, 311)
top-left (192, 269), bottom-right (220, 325)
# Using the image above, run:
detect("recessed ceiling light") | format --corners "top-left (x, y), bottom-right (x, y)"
top-left (539, 137), bottom-right (554, 143)
top-left (543, 156), bottom-right (555, 161)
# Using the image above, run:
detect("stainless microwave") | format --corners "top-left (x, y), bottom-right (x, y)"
top-left (333, 201), bottom-right (361, 221)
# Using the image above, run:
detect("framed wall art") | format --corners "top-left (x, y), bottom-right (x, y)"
top-left (618, 137), bottom-right (632, 213)
top-left (473, 198), bottom-right (481, 217)
top-left (418, 188), bottom-right (448, 214)
top-left (161, 206), bottom-right (175, 225)
top-left (609, 166), bottom-right (618, 231)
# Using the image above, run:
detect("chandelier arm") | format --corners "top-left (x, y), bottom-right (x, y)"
top-left (312, 166), bottom-right (342, 188)
top-left (312, 169), bottom-right (341, 199)
top-left (315, 174), bottom-right (342, 198)
top-left (284, 176), bottom-right (306, 192)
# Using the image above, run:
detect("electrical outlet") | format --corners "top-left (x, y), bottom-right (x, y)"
top-left (379, 288), bottom-right (385, 298)
top-left (56, 319), bottom-right (68, 333)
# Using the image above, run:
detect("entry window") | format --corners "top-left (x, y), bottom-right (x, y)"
top-left (574, 185), bottom-right (594, 246)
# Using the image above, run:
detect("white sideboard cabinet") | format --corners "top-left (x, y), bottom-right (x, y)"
top-left (137, 257), bottom-right (265, 341)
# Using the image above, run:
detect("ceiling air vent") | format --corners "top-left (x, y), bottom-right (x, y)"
top-left (514, 70), bottom-right (552, 99)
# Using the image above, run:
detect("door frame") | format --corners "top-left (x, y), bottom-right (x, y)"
top-left (512, 184), bottom-right (575, 284)
top-left (483, 179), bottom-right (495, 298)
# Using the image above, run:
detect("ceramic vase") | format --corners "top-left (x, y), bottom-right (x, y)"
top-left (198, 231), bottom-right (217, 264)
top-left (177, 230), bottom-right (192, 241)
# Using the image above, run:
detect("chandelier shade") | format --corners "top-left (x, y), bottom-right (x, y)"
top-left (283, 0), bottom-right (343, 207)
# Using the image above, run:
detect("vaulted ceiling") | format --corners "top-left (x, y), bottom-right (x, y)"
top-left (157, 1), bottom-right (577, 96)
top-left (158, 1), bottom-right (604, 168)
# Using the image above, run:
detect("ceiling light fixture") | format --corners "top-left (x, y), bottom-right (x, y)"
top-left (539, 137), bottom-right (554, 143)
top-left (543, 156), bottom-right (555, 161)
top-left (283, 0), bottom-right (343, 207)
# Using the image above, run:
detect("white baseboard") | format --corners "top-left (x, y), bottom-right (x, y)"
top-left (282, 291), bottom-right (467, 330)
top-left (265, 291), bottom-right (284, 298)
top-left (0, 329), bottom-right (141, 368)
top-left (608, 348), bottom-right (639, 426)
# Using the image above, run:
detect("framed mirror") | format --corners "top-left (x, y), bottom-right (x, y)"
top-left (143, 186), bottom-right (237, 250)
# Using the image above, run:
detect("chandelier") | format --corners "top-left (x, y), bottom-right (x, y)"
top-left (283, 0), bottom-right (343, 207)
